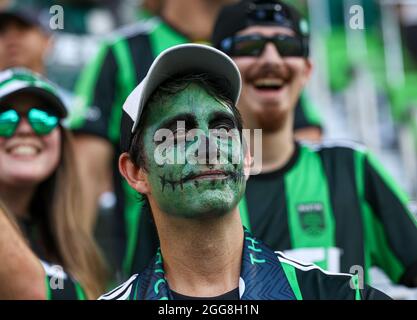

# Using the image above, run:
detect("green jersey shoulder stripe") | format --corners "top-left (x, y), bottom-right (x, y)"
top-left (69, 44), bottom-right (109, 129)
top-left (238, 196), bottom-right (251, 232)
top-left (277, 252), bottom-right (362, 300)
top-left (45, 275), bottom-right (52, 300)
top-left (354, 149), bottom-right (406, 282)
top-left (279, 257), bottom-right (303, 300)
top-left (75, 282), bottom-right (87, 300)
top-left (277, 251), bottom-right (357, 279)
top-left (108, 37), bottom-right (137, 142)
top-left (285, 144), bottom-right (336, 253)
top-left (149, 18), bottom-right (189, 57)
top-left (366, 152), bottom-right (417, 228)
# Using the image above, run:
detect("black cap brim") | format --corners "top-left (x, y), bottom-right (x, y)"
top-left (0, 12), bottom-right (38, 27)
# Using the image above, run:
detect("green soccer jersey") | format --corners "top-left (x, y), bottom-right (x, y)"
top-left (99, 230), bottom-right (390, 300)
top-left (239, 141), bottom-right (417, 286)
top-left (70, 17), bottom-right (323, 278)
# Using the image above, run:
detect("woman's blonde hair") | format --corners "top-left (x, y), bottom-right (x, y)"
top-left (30, 128), bottom-right (108, 299)
top-left (0, 200), bottom-right (23, 235)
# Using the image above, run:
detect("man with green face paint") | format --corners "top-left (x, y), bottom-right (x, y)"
top-left (99, 43), bottom-right (389, 300)
top-left (70, 0), bottom-right (322, 279)
top-left (136, 81), bottom-right (246, 219)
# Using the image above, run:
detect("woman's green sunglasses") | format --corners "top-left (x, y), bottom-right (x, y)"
top-left (0, 108), bottom-right (59, 138)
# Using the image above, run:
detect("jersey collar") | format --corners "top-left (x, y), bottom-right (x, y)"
top-left (130, 228), bottom-right (296, 300)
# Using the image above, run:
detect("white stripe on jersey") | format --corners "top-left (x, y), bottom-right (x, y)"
top-left (40, 260), bottom-right (68, 280)
top-left (107, 17), bottom-right (159, 44)
top-left (99, 274), bottom-right (138, 300)
top-left (302, 139), bottom-right (367, 153)
top-left (116, 284), bottom-right (134, 300)
top-left (276, 251), bottom-right (354, 279)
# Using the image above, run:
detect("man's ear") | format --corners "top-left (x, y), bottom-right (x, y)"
top-left (243, 146), bottom-right (252, 181)
top-left (42, 33), bottom-right (54, 59)
top-left (119, 153), bottom-right (150, 194)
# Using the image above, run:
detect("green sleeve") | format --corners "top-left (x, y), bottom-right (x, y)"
top-left (69, 36), bottom-right (138, 144)
top-left (69, 44), bottom-right (110, 133)
top-left (44, 275), bottom-right (52, 300)
top-left (281, 258), bottom-right (390, 299)
top-left (356, 150), bottom-right (417, 286)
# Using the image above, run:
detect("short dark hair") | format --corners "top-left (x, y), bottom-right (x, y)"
top-left (128, 73), bottom-right (243, 171)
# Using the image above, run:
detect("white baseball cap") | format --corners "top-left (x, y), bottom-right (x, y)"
top-left (120, 43), bottom-right (242, 152)
top-left (0, 68), bottom-right (67, 118)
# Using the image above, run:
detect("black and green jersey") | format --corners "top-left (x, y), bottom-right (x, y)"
top-left (276, 252), bottom-right (389, 300)
top-left (239, 141), bottom-right (417, 287)
top-left (69, 17), bottom-right (323, 277)
top-left (99, 230), bottom-right (390, 300)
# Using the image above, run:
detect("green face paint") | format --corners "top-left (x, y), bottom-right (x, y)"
top-left (142, 83), bottom-right (246, 218)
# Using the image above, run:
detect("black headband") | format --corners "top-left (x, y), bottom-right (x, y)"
top-left (212, 0), bottom-right (309, 56)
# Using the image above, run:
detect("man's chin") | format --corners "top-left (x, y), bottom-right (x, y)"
top-left (5, 58), bottom-right (27, 69)
top-left (258, 114), bottom-right (288, 133)
top-left (250, 102), bottom-right (291, 132)
top-left (165, 198), bottom-right (236, 220)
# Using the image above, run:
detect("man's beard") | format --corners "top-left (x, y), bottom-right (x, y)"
top-left (255, 106), bottom-right (290, 133)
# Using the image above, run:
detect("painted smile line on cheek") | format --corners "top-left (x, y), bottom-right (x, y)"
top-left (158, 169), bottom-right (245, 192)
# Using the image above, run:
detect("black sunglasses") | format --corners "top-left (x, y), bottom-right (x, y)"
top-left (220, 34), bottom-right (307, 58)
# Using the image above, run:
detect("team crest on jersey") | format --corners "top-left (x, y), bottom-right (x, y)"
top-left (297, 202), bottom-right (325, 236)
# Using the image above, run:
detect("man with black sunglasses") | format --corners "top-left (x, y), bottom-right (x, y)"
top-left (212, 0), bottom-right (417, 289)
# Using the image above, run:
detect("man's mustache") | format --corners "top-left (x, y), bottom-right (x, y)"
top-left (245, 64), bottom-right (291, 82)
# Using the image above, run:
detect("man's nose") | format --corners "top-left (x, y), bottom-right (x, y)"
top-left (259, 42), bottom-right (284, 64)
top-left (195, 134), bottom-right (219, 165)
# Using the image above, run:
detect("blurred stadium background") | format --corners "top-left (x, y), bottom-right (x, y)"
top-left (1, 0), bottom-right (417, 299)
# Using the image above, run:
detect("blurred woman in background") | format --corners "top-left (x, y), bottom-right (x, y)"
top-left (0, 68), bottom-right (107, 299)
